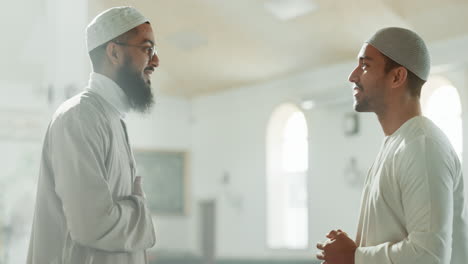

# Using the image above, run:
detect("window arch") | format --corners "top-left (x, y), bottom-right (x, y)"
top-left (421, 76), bottom-right (463, 160)
top-left (266, 103), bottom-right (309, 249)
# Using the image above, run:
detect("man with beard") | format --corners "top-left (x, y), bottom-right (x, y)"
top-left (316, 28), bottom-right (467, 264)
top-left (27, 6), bottom-right (158, 264)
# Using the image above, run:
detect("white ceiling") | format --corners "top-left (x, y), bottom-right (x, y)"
top-left (9, 0), bottom-right (468, 98)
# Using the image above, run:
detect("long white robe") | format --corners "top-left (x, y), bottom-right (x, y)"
top-left (27, 73), bottom-right (156, 264)
top-left (355, 116), bottom-right (468, 264)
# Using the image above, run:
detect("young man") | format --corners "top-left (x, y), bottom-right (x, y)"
top-left (27, 6), bottom-right (159, 263)
top-left (316, 27), bottom-right (468, 264)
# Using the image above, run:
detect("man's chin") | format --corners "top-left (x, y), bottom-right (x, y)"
top-left (354, 102), bottom-right (370, 112)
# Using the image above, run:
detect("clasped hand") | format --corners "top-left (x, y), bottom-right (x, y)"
top-left (316, 229), bottom-right (357, 264)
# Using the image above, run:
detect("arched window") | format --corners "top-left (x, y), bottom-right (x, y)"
top-left (266, 103), bottom-right (309, 249)
top-left (421, 76), bottom-right (463, 160)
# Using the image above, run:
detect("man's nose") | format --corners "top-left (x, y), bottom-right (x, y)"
top-left (149, 53), bottom-right (159, 68)
top-left (348, 67), bottom-right (359, 83)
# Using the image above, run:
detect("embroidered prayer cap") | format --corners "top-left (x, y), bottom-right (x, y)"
top-left (86, 6), bottom-right (148, 52)
top-left (366, 27), bottom-right (431, 81)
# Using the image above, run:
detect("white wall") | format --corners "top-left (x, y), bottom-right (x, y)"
top-left (128, 95), bottom-right (192, 150)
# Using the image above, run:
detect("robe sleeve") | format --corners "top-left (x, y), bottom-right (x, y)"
top-left (49, 104), bottom-right (156, 252)
top-left (355, 137), bottom-right (456, 264)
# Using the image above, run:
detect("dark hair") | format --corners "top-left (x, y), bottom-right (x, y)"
top-left (88, 22), bottom-right (150, 71)
top-left (382, 55), bottom-right (426, 98)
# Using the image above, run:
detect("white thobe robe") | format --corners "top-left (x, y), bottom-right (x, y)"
top-left (27, 73), bottom-right (156, 264)
top-left (355, 116), bottom-right (468, 264)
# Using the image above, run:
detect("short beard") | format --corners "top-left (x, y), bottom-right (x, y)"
top-left (354, 96), bottom-right (370, 112)
top-left (115, 57), bottom-right (154, 113)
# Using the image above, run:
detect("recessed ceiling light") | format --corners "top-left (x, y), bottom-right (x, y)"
top-left (264, 0), bottom-right (318, 21)
top-left (166, 31), bottom-right (207, 52)
top-left (300, 99), bottom-right (316, 110)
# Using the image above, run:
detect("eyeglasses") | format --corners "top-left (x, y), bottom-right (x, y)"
top-left (113, 41), bottom-right (158, 59)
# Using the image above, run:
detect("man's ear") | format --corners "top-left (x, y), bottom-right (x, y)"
top-left (391, 66), bottom-right (408, 89)
top-left (106, 42), bottom-right (121, 65)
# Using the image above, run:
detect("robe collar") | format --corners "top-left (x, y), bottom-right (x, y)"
top-left (87, 72), bottom-right (130, 119)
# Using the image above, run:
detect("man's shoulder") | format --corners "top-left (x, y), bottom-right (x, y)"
top-left (401, 117), bottom-right (452, 150)
top-left (44, 91), bottom-right (116, 148)
top-left (51, 91), bottom-right (110, 126)
top-left (394, 117), bottom-right (459, 166)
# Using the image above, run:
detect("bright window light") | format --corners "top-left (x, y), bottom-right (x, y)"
top-left (266, 103), bottom-right (309, 249)
top-left (282, 112), bottom-right (309, 173)
top-left (422, 77), bottom-right (463, 160)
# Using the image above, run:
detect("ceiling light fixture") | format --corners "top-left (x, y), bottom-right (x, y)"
top-left (264, 0), bottom-right (318, 21)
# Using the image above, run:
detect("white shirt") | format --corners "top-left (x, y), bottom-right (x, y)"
top-left (27, 73), bottom-right (156, 264)
top-left (355, 116), bottom-right (468, 264)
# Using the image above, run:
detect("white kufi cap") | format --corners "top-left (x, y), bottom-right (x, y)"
top-left (86, 6), bottom-right (148, 52)
top-left (366, 27), bottom-right (431, 81)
